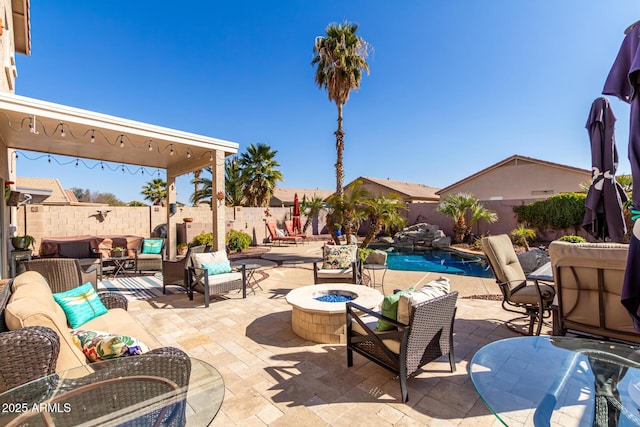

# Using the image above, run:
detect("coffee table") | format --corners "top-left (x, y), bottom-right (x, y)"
top-left (0, 354), bottom-right (224, 426)
top-left (470, 336), bottom-right (640, 426)
top-left (102, 256), bottom-right (133, 279)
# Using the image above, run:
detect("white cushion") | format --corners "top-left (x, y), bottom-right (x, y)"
top-left (275, 229), bottom-right (286, 237)
top-left (205, 271), bottom-right (243, 286)
top-left (193, 250), bottom-right (227, 269)
top-left (397, 277), bottom-right (450, 325)
top-left (317, 268), bottom-right (353, 276)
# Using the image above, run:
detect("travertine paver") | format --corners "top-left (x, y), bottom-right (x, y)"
top-left (126, 242), bottom-right (547, 426)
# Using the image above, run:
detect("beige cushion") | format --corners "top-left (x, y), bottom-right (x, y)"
top-left (11, 273), bottom-right (66, 321)
top-left (82, 308), bottom-right (160, 348)
top-left (193, 272), bottom-right (243, 293)
top-left (482, 234), bottom-right (527, 296)
top-left (397, 277), bottom-right (450, 325)
top-left (350, 314), bottom-right (400, 354)
top-left (193, 250), bottom-right (227, 268)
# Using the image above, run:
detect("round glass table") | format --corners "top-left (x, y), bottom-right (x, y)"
top-left (0, 354), bottom-right (224, 426)
top-left (470, 336), bottom-right (640, 426)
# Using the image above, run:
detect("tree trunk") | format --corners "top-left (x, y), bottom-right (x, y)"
top-left (335, 103), bottom-right (345, 199)
top-left (361, 219), bottom-right (381, 249)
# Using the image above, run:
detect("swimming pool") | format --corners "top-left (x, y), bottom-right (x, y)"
top-left (385, 248), bottom-right (494, 278)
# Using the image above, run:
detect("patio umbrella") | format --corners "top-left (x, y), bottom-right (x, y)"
top-left (603, 22), bottom-right (640, 331)
top-left (292, 193), bottom-right (301, 234)
top-left (582, 97), bottom-right (628, 242)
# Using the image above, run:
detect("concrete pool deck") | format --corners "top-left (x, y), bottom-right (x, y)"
top-left (125, 241), bottom-right (544, 425)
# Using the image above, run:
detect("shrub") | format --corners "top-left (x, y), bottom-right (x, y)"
top-left (557, 235), bottom-right (586, 243)
top-left (513, 192), bottom-right (586, 232)
top-left (226, 230), bottom-right (251, 251)
top-left (191, 232), bottom-right (213, 248)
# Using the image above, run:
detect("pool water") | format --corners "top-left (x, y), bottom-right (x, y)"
top-left (386, 249), bottom-right (494, 278)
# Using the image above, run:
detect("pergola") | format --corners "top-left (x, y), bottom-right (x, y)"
top-left (0, 92), bottom-right (238, 271)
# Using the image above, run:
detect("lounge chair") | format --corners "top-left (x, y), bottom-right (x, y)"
top-left (266, 222), bottom-right (302, 246)
top-left (134, 238), bottom-right (165, 273)
top-left (313, 244), bottom-right (361, 284)
top-left (162, 245), bottom-right (207, 294)
top-left (284, 220), bottom-right (310, 241)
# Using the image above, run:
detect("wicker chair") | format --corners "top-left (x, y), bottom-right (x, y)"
top-left (162, 245), bottom-right (207, 294)
top-left (187, 262), bottom-right (246, 307)
top-left (346, 291), bottom-right (458, 403)
top-left (23, 258), bottom-right (98, 292)
top-left (134, 238), bottom-right (166, 273)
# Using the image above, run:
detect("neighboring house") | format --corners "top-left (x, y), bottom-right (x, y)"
top-left (341, 176), bottom-right (440, 203)
top-left (269, 188), bottom-right (333, 207)
top-left (14, 177), bottom-right (109, 206)
top-left (436, 155), bottom-right (591, 201)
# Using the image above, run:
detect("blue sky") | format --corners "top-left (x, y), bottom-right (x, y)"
top-left (13, 1), bottom-right (640, 204)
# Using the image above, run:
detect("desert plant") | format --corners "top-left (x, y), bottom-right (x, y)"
top-left (557, 235), bottom-right (587, 243)
top-left (226, 230), bottom-right (251, 251)
top-left (191, 232), bottom-right (213, 248)
top-left (509, 226), bottom-right (536, 251)
top-left (437, 193), bottom-right (498, 243)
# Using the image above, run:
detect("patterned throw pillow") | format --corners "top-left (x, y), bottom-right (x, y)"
top-left (322, 245), bottom-right (355, 270)
top-left (53, 283), bottom-right (108, 328)
top-left (201, 261), bottom-right (232, 275)
top-left (71, 329), bottom-right (150, 362)
top-left (142, 239), bottom-right (163, 254)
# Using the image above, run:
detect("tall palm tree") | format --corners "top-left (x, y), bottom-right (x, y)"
top-left (141, 178), bottom-right (167, 206)
top-left (361, 195), bottom-right (407, 249)
top-left (190, 166), bottom-right (212, 205)
top-left (325, 180), bottom-right (369, 243)
top-left (437, 193), bottom-right (497, 243)
top-left (312, 21), bottom-right (371, 204)
top-left (301, 195), bottom-right (325, 234)
top-left (225, 156), bottom-right (244, 206)
top-left (239, 143), bottom-right (283, 207)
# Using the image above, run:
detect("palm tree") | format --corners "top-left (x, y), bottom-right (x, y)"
top-left (141, 178), bottom-right (166, 205)
top-left (360, 195), bottom-right (407, 248)
top-left (312, 21), bottom-right (371, 204)
top-left (239, 143), bottom-right (283, 207)
top-left (325, 180), bottom-right (369, 243)
top-left (225, 156), bottom-right (244, 206)
top-left (301, 195), bottom-right (325, 234)
top-left (509, 226), bottom-right (536, 251)
top-left (190, 166), bottom-right (212, 205)
top-left (437, 193), bottom-right (498, 243)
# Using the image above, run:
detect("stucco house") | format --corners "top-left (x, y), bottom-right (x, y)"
top-left (436, 155), bottom-right (591, 201)
top-left (269, 187), bottom-right (333, 207)
top-left (341, 176), bottom-right (440, 203)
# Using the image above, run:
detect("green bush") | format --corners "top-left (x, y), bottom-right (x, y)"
top-left (191, 232), bottom-right (213, 248)
top-left (513, 192), bottom-right (586, 232)
top-left (226, 230), bottom-right (251, 251)
top-left (557, 235), bottom-right (586, 243)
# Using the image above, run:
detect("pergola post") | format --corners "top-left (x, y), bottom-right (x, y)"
top-left (212, 150), bottom-right (225, 251)
top-left (166, 175), bottom-right (177, 259)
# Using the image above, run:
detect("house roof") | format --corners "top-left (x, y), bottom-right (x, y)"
top-left (435, 154), bottom-right (592, 195)
top-left (270, 188), bottom-right (333, 206)
top-left (356, 176), bottom-right (440, 200)
top-left (16, 177), bottom-right (67, 204)
top-left (12, 0), bottom-right (30, 55)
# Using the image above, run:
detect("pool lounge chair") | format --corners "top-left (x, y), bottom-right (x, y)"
top-left (284, 220), bottom-right (310, 241)
top-left (266, 222), bottom-right (302, 246)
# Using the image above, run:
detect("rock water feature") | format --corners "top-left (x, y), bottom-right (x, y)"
top-left (392, 223), bottom-right (451, 249)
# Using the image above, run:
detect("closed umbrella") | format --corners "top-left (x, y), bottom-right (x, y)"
top-left (292, 193), bottom-right (301, 234)
top-left (603, 22), bottom-right (640, 330)
top-left (582, 97), bottom-right (628, 242)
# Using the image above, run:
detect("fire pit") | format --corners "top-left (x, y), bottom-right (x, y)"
top-left (285, 284), bottom-right (383, 344)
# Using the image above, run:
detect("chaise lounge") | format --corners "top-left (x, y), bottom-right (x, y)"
top-left (266, 222), bottom-right (303, 246)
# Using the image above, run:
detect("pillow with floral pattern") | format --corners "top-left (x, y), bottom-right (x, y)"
top-left (322, 245), bottom-right (356, 270)
top-left (71, 329), bottom-right (150, 362)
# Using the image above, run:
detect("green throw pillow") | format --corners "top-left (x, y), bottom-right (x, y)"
top-left (141, 239), bottom-right (163, 254)
top-left (376, 286), bottom-right (416, 331)
top-left (53, 282), bottom-right (108, 328)
top-left (201, 261), bottom-right (232, 275)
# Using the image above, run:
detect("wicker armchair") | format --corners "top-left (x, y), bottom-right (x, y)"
top-left (187, 264), bottom-right (246, 307)
top-left (134, 238), bottom-right (166, 273)
top-left (162, 245), bottom-right (207, 294)
top-left (346, 291), bottom-right (458, 403)
top-left (23, 258), bottom-right (98, 292)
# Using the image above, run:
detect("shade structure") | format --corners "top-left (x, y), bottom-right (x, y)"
top-left (582, 97), bottom-right (628, 242)
top-left (292, 193), bottom-right (301, 233)
top-left (603, 22), bottom-right (640, 331)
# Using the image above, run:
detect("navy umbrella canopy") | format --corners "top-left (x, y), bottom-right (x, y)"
top-left (582, 97), bottom-right (628, 243)
top-left (603, 22), bottom-right (640, 331)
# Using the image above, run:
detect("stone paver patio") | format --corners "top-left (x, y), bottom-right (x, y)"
top-left (126, 242), bottom-right (549, 426)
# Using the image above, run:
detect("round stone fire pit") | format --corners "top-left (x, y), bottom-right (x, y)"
top-left (285, 284), bottom-right (384, 344)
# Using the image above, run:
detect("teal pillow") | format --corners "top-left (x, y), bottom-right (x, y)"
top-left (53, 283), bottom-right (108, 328)
top-left (376, 286), bottom-right (416, 331)
top-left (201, 261), bottom-right (232, 275)
top-left (141, 239), bottom-right (163, 254)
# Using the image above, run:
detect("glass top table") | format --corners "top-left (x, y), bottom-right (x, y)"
top-left (0, 353), bottom-right (224, 426)
top-left (470, 336), bottom-right (640, 426)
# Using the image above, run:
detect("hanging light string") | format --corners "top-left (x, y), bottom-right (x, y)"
top-left (0, 112), bottom-right (218, 158)
top-left (14, 150), bottom-right (164, 177)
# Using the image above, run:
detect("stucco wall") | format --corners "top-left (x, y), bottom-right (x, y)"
top-left (0, 0), bottom-right (17, 93)
top-left (440, 162), bottom-right (590, 201)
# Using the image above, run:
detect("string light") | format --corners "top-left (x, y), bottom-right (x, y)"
top-left (90, 130), bottom-right (95, 143)
top-left (60, 124), bottom-right (65, 137)
top-left (187, 149), bottom-right (191, 159)
top-left (119, 135), bottom-right (124, 148)
top-left (209, 152), bottom-right (213, 162)
top-left (148, 140), bottom-right (153, 151)
top-left (75, 159), bottom-right (79, 168)
top-left (170, 145), bottom-right (174, 156)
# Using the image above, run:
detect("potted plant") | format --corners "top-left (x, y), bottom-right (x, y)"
top-left (334, 224), bottom-right (342, 237)
top-left (111, 247), bottom-right (126, 258)
top-left (11, 234), bottom-right (35, 251)
top-left (177, 243), bottom-right (188, 256)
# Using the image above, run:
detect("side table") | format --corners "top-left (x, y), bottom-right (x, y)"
top-left (231, 262), bottom-right (262, 294)
top-left (10, 249), bottom-right (31, 278)
top-left (363, 264), bottom-right (387, 290)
